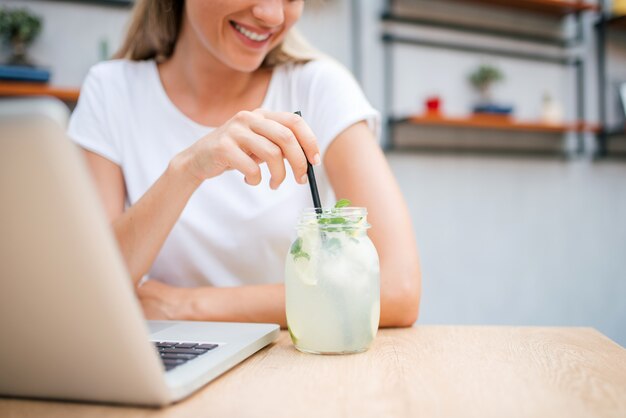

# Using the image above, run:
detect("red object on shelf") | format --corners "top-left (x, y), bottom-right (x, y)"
top-left (425, 96), bottom-right (442, 115)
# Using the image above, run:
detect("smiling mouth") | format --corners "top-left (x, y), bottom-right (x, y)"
top-left (230, 21), bottom-right (272, 42)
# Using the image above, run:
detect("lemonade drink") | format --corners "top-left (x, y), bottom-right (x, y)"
top-left (285, 205), bottom-right (380, 354)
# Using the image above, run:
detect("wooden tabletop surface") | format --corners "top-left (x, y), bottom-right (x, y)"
top-left (1, 326), bottom-right (625, 418)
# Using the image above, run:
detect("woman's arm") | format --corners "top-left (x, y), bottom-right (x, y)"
top-left (324, 121), bottom-right (421, 327)
top-left (138, 121), bottom-right (420, 328)
top-left (83, 110), bottom-right (319, 286)
top-left (137, 280), bottom-right (287, 327)
top-left (84, 149), bottom-right (203, 286)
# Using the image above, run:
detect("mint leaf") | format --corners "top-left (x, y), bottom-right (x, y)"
top-left (288, 326), bottom-right (298, 344)
top-left (318, 217), bottom-right (347, 224)
top-left (290, 237), bottom-right (310, 261)
top-left (290, 237), bottom-right (302, 255)
top-left (335, 199), bottom-right (351, 208)
top-left (294, 252), bottom-right (310, 261)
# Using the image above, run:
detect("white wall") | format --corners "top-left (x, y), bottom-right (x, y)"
top-left (390, 153), bottom-right (626, 347)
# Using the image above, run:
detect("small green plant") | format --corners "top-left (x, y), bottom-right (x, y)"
top-left (0, 7), bottom-right (42, 66)
top-left (469, 64), bottom-right (504, 93)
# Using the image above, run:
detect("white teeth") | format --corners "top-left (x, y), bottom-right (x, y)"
top-left (233, 23), bottom-right (270, 42)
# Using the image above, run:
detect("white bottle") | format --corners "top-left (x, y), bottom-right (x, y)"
top-left (541, 92), bottom-right (564, 125)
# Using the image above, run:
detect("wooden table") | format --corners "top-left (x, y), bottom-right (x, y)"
top-left (1, 327), bottom-right (625, 417)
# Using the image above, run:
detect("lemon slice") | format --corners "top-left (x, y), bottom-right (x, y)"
top-left (294, 256), bottom-right (317, 286)
top-left (288, 325), bottom-right (299, 345)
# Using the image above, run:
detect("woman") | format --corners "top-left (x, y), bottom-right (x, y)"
top-left (68, 0), bottom-right (421, 327)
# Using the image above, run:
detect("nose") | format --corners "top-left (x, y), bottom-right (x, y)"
top-left (252, 0), bottom-right (285, 27)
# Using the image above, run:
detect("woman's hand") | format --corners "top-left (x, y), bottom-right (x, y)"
top-left (136, 280), bottom-right (188, 320)
top-left (176, 110), bottom-right (321, 189)
top-left (136, 279), bottom-right (287, 326)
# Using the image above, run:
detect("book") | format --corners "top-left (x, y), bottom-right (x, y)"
top-left (472, 104), bottom-right (514, 115)
top-left (0, 65), bottom-right (51, 83)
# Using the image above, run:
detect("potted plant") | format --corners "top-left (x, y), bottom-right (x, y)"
top-left (469, 64), bottom-right (504, 104)
top-left (0, 7), bottom-right (42, 67)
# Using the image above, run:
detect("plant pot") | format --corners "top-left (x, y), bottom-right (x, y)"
top-left (477, 84), bottom-right (493, 105)
top-left (7, 38), bottom-right (35, 67)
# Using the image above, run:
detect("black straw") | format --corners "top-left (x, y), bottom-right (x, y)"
top-left (294, 111), bottom-right (322, 214)
top-left (308, 162), bottom-right (322, 215)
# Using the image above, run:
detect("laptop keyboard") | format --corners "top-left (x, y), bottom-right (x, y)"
top-left (152, 341), bottom-right (219, 372)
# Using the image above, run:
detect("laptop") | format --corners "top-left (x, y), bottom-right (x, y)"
top-left (0, 98), bottom-right (280, 406)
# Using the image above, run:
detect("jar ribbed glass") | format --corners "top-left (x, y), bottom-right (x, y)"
top-left (285, 207), bottom-right (380, 354)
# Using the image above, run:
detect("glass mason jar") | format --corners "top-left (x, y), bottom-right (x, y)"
top-left (285, 207), bottom-right (380, 354)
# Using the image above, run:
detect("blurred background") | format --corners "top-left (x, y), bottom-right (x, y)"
top-left (1, 0), bottom-right (624, 346)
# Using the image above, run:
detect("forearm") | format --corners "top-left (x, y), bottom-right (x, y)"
top-left (378, 259), bottom-right (421, 328)
top-left (114, 154), bottom-right (202, 285)
top-left (175, 270), bottom-right (418, 329)
top-left (180, 283), bottom-right (287, 327)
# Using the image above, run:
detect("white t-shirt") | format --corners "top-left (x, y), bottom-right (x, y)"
top-left (68, 58), bottom-right (379, 288)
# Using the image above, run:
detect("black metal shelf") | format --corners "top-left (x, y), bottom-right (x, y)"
top-left (41, 0), bottom-right (133, 7)
top-left (595, 2), bottom-right (626, 157)
top-left (605, 14), bottom-right (626, 29)
top-left (449, 0), bottom-right (597, 17)
top-left (607, 127), bottom-right (626, 137)
top-left (381, 12), bottom-right (574, 47)
top-left (381, 0), bottom-right (594, 153)
top-left (381, 33), bottom-right (578, 65)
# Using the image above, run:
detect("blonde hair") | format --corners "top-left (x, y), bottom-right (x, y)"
top-left (114, 0), bottom-right (323, 67)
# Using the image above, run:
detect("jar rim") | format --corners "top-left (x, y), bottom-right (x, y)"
top-left (297, 207), bottom-right (370, 230)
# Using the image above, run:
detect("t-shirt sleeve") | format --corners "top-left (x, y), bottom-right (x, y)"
top-left (67, 65), bottom-right (121, 165)
top-left (300, 59), bottom-right (380, 156)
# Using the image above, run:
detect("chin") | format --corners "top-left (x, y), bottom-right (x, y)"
top-left (241, 60), bottom-right (266, 72)
top-left (229, 56), bottom-right (268, 73)
top-left (223, 40), bottom-right (282, 72)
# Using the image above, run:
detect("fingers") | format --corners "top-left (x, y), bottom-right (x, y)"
top-left (254, 110), bottom-right (321, 167)
top-left (248, 116), bottom-right (308, 184)
top-left (208, 110), bottom-right (321, 189)
top-left (239, 131), bottom-right (287, 189)
top-left (227, 145), bottom-right (263, 186)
